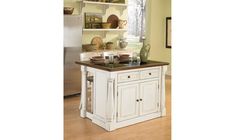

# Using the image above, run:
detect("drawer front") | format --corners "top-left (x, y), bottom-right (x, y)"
top-left (118, 72), bottom-right (139, 83)
top-left (140, 68), bottom-right (160, 79)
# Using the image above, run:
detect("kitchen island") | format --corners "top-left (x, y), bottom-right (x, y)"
top-left (75, 60), bottom-right (169, 131)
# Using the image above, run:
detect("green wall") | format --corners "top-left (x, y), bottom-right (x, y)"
top-left (146, 0), bottom-right (171, 75)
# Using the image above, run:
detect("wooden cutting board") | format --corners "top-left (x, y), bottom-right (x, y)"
top-left (91, 36), bottom-right (103, 50)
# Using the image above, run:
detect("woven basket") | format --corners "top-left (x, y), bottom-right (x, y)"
top-left (64, 7), bottom-right (74, 15)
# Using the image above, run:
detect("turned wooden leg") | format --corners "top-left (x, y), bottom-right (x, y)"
top-left (161, 65), bottom-right (167, 116)
top-left (80, 66), bottom-right (87, 118)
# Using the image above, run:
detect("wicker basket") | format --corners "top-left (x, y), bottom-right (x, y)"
top-left (82, 44), bottom-right (95, 52)
top-left (64, 7), bottom-right (74, 15)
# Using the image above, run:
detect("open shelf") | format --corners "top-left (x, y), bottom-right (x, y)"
top-left (64, 14), bottom-right (81, 17)
top-left (83, 28), bottom-right (127, 32)
top-left (78, 0), bottom-right (128, 7)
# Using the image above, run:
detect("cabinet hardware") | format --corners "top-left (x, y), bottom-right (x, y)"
top-left (136, 99), bottom-right (139, 102)
top-left (128, 76), bottom-right (130, 78)
top-left (149, 73), bottom-right (152, 75)
top-left (140, 99), bottom-right (142, 101)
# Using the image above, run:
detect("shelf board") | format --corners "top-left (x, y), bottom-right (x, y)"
top-left (83, 28), bottom-right (127, 32)
top-left (81, 0), bottom-right (128, 7)
top-left (64, 14), bottom-right (81, 17)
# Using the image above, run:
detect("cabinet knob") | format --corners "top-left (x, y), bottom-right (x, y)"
top-left (140, 99), bottom-right (143, 101)
top-left (136, 99), bottom-right (139, 102)
top-left (149, 73), bottom-right (152, 75)
top-left (128, 76), bottom-right (130, 78)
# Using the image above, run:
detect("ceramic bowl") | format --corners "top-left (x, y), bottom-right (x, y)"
top-left (102, 22), bottom-right (112, 29)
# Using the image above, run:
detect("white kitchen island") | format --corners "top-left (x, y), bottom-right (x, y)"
top-left (75, 60), bottom-right (169, 131)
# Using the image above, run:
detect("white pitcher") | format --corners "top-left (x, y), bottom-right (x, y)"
top-left (118, 20), bottom-right (127, 29)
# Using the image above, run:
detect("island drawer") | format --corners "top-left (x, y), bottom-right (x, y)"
top-left (118, 71), bottom-right (140, 83)
top-left (140, 68), bottom-right (160, 79)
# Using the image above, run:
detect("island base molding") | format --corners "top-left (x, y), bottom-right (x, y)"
top-left (86, 112), bottom-right (162, 131)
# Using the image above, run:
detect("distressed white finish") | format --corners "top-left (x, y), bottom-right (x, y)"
top-left (79, 65), bottom-right (167, 131)
top-left (160, 65), bottom-right (167, 116)
top-left (140, 68), bottom-right (160, 79)
top-left (94, 71), bottom-right (107, 120)
top-left (79, 65), bottom-right (87, 118)
top-left (140, 80), bottom-right (160, 115)
top-left (117, 71), bottom-right (140, 83)
top-left (117, 84), bottom-right (139, 122)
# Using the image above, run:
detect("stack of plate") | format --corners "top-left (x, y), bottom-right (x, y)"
top-left (90, 56), bottom-right (105, 64)
top-left (119, 54), bottom-right (130, 63)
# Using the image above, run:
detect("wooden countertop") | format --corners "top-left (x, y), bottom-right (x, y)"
top-left (75, 60), bottom-right (169, 72)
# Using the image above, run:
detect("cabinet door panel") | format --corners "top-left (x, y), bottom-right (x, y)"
top-left (140, 80), bottom-right (160, 115)
top-left (117, 84), bottom-right (139, 122)
top-left (94, 71), bottom-right (108, 119)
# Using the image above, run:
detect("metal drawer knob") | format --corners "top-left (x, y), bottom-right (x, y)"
top-left (140, 99), bottom-right (143, 101)
top-left (128, 76), bottom-right (130, 78)
top-left (149, 73), bottom-right (152, 75)
top-left (136, 99), bottom-right (139, 102)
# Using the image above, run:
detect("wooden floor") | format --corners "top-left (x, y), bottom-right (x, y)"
top-left (64, 76), bottom-right (171, 140)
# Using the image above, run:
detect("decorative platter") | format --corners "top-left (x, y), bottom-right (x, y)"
top-left (107, 14), bottom-right (119, 29)
top-left (91, 36), bottom-right (103, 50)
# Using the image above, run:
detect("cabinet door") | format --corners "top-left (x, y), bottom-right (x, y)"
top-left (140, 80), bottom-right (160, 116)
top-left (117, 84), bottom-right (139, 122)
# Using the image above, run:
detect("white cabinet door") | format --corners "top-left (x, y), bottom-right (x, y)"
top-left (140, 80), bottom-right (160, 116)
top-left (117, 84), bottom-right (139, 122)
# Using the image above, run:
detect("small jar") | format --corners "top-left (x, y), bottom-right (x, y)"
top-left (108, 54), bottom-right (114, 64)
top-left (119, 38), bottom-right (128, 49)
top-left (106, 42), bottom-right (114, 50)
top-left (137, 56), bottom-right (141, 64)
top-left (132, 52), bottom-right (138, 63)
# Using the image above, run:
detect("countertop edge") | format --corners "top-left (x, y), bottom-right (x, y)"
top-left (75, 60), bottom-right (169, 72)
